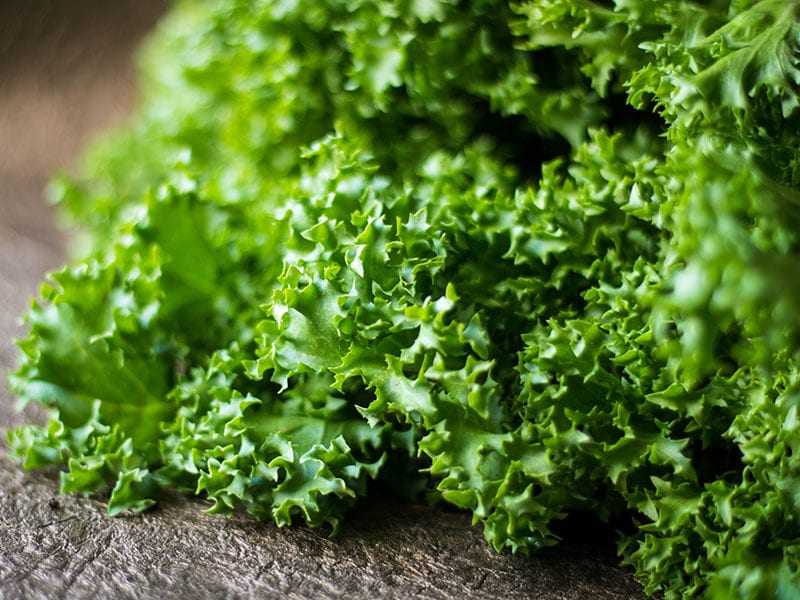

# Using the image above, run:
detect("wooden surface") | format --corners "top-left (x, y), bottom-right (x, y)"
top-left (0, 3), bottom-right (649, 598)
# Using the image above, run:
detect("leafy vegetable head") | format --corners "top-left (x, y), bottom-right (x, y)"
top-left (10, 1), bottom-right (800, 598)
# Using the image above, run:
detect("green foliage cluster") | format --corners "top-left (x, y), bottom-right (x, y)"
top-left (9, 0), bottom-right (800, 597)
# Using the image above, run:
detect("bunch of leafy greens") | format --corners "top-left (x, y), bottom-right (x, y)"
top-left (8, 0), bottom-right (800, 597)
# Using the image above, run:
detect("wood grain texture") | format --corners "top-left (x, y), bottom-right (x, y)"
top-left (0, 462), bottom-right (648, 600)
top-left (0, 3), bottom-right (650, 598)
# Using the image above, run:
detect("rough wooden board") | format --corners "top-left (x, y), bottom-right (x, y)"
top-left (0, 462), bottom-right (648, 600)
top-left (0, 2), bottom-right (650, 598)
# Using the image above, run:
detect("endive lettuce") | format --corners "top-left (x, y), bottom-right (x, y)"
top-left (9, 1), bottom-right (800, 597)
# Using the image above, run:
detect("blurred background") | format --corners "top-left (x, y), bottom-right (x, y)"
top-left (0, 0), bottom-right (166, 428)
